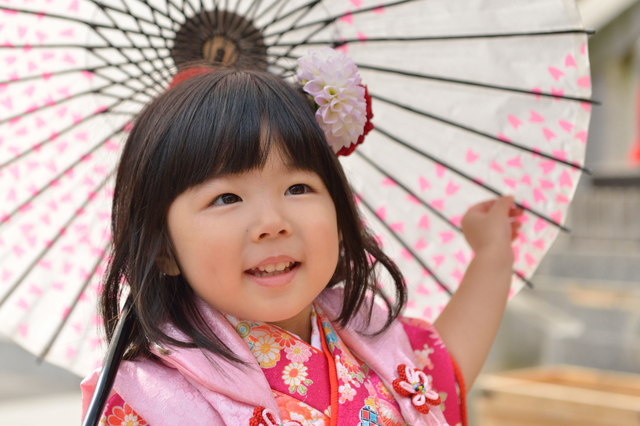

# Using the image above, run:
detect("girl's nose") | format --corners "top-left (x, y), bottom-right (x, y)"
top-left (251, 203), bottom-right (292, 241)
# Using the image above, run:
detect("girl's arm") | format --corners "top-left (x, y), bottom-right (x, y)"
top-left (433, 195), bottom-right (522, 390)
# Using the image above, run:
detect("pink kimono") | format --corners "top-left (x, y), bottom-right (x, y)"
top-left (82, 288), bottom-right (467, 426)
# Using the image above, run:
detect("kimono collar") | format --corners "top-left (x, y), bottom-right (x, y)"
top-left (82, 288), bottom-right (446, 426)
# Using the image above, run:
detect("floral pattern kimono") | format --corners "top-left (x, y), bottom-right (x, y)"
top-left (96, 304), bottom-right (466, 426)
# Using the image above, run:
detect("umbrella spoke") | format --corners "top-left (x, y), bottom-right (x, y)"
top-left (0, 125), bottom-right (126, 231)
top-left (370, 92), bottom-right (590, 174)
top-left (354, 148), bottom-right (534, 289)
top-left (263, 0), bottom-right (417, 38)
top-left (0, 71), bottom-right (162, 128)
top-left (38, 183), bottom-right (114, 361)
top-left (90, 0), bottom-right (175, 32)
top-left (92, 0), bottom-right (182, 32)
top-left (0, 7), bottom-right (171, 95)
top-left (259, 0), bottom-right (319, 33)
top-left (372, 125), bottom-right (571, 233)
top-left (274, 28), bottom-right (594, 46)
top-left (0, 141), bottom-right (119, 311)
top-left (353, 149), bottom-right (465, 233)
top-left (0, 72), bottom-right (162, 169)
top-left (354, 188), bottom-right (453, 296)
top-left (355, 63), bottom-right (597, 105)
top-left (0, 52), bottom-right (172, 91)
top-left (0, 6), bottom-right (171, 42)
top-left (92, 3), bottom-right (173, 87)
top-left (89, 8), bottom-right (171, 89)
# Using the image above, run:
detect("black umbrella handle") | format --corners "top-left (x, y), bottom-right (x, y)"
top-left (82, 297), bottom-right (134, 426)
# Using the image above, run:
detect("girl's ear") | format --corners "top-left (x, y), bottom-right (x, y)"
top-left (156, 240), bottom-right (181, 276)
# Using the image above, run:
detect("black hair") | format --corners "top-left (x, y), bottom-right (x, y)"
top-left (101, 68), bottom-right (407, 363)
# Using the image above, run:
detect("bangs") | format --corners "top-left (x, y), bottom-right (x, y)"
top-left (156, 69), bottom-right (333, 195)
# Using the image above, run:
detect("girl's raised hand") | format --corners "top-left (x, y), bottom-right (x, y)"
top-left (460, 195), bottom-right (523, 258)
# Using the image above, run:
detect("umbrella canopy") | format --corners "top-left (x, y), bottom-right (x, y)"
top-left (0, 0), bottom-right (592, 377)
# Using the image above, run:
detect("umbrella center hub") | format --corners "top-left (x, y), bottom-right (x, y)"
top-left (172, 10), bottom-right (267, 71)
top-left (202, 36), bottom-right (239, 66)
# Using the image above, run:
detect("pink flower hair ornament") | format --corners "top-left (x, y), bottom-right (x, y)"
top-left (297, 47), bottom-right (374, 156)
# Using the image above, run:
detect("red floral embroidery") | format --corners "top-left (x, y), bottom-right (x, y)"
top-left (249, 406), bottom-right (302, 426)
top-left (105, 400), bottom-right (147, 426)
top-left (392, 364), bottom-right (441, 414)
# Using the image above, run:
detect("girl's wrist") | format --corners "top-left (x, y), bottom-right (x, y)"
top-left (472, 244), bottom-right (515, 267)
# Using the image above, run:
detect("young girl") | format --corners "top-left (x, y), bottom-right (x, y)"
top-left (81, 54), bottom-right (522, 426)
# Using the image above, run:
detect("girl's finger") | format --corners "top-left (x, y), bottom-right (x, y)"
top-left (509, 207), bottom-right (524, 217)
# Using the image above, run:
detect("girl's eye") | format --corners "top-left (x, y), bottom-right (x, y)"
top-left (286, 184), bottom-right (312, 195)
top-left (212, 193), bottom-right (241, 205)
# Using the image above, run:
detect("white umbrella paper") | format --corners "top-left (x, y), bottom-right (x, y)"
top-left (0, 0), bottom-right (592, 377)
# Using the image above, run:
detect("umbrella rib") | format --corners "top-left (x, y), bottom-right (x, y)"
top-left (352, 149), bottom-right (467, 232)
top-left (0, 125), bottom-right (127, 231)
top-left (272, 52), bottom-right (596, 104)
top-left (0, 6), bottom-right (171, 41)
top-left (371, 125), bottom-right (571, 233)
top-left (274, 28), bottom-right (595, 45)
top-left (0, 80), bottom-right (150, 127)
top-left (259, 0), bottom-right (319, 33)
top-left (89, 0), bottom-right (176, 32)
top-left (0, 129), bottom-right (122, 312)
top-left (38, 178), bottom-right (114, 361)
top-left (94, 0), bottom-right (184, 32)
top-left (370, 92), bottom-right (590, 174)
top-left (88, 8), bottom-right (170, 90)
top-left (353, 149), bottom-right (534, 289)
top-left (0, 6), bottom-right (171, 91)
top-left (263, 0), bottom-right (417, 38)
top-left (0, 52), bottom-right (172, 87)
top-left (0, 76), bottom-right (158, 170)
top-left (172, 0), bottom-right (207, 42)
top-left (270, 5), bottom-right (322, 51)
top-left (352, 63), bottom-right (596, 105)
top-left (353, 187), bottom-right (453, 296)
top-left (91, 3), bottom-right (173, 88)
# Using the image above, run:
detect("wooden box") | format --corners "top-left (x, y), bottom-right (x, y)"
top-left (474, 366), bottom-right (640, 425)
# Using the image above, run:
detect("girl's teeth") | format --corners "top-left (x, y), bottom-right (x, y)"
top-left (251, 263), bottom-right (295, 277)
top-left (256, 262), bottom-right (291, 273)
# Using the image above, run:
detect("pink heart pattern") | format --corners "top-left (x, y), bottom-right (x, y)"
top-left (0, 0), bottom-right (591, 377)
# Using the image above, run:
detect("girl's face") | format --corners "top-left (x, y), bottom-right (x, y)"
top-left (163, 147), bottom-right (340, 326)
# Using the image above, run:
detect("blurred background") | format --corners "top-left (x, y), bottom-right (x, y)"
top-left (1, 0), bottom-right (640, 424)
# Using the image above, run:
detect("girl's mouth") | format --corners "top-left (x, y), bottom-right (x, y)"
top-left (245, 261), bottom-right (300, 278)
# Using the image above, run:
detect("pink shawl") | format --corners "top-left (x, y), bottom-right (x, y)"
top-left (81, 288), bottom-right (448, 425)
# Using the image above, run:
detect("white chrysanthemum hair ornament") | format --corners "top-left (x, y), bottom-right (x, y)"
top-left (297, 47), bottom-right (374, 156)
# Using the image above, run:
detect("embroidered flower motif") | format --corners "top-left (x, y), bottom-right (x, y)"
top-left (297, 47), bottom-right (370, 154)
top-left (249, 407), bottom-right (302, 426)
top-left (273, 331), bottom-right (297, 348)
top-left (376, 381), bottom-right (394, 400)
top-left (106, 401), bottom-right (147, 426)
top-left (252, 334), bottom-right (281, 368)
top-left (414, 344), bottom-right (435, 370)
top-left (338, 382), bottom-right (357, 404)
top-left (282, 362), bottom-right (308, 387)
top-left (282, 362), bottom-right (313, 395)
top-left (391, 364), bottom-right (441, 414)
top-left (284, 342), bottom-right (312, 363)
top-left (375, 399), bottom-right (405, 426)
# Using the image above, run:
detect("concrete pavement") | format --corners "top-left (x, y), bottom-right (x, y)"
top-left (0, 334), bottom-right (82, 425)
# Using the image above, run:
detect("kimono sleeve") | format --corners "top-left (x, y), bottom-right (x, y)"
top-left (399, 316), bottom-right (468, 426)
top-left (98, 393), bottom-right (150, 426)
